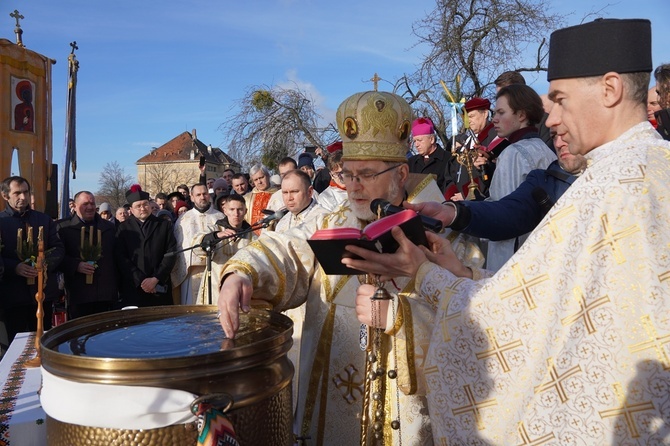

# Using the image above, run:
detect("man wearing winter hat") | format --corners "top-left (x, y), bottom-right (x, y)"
top-left (349, 18), bottom-right (670, 444)
top-left (297, 152), bottom-right (316, 182)
top-left (216, 89), bottom-right (483, 444)
top-left (115, 184), bottom-right (177, 308)
top-left (408, 117), bottom-right (450, 193)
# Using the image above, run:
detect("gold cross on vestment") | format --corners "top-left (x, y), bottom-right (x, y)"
top-left (332, 364), bottom-right (364, 404)
top-left (588, 214), bottom-right (640, 264)
top-left (370, 73), bottom-right (382, 91)
top-left (451, 384), bottom-right (497, 430)
top-left (560, 287), bottom-right (611, 334)
top-left (500, 264), bottom-right (549, 310)
top-left (475, 328), bottom-right (523, 373)
top-left (629, 315), bottom-right (670, 369)
top-left (598, 383), bottom-right (655, 438)
top-left (534, 358), bottom-right (582, 404)
top-left (517, 422), bottom-right (556, 445)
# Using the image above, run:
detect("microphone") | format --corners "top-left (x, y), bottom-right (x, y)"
top-left (256, 208), bottom-right (289, 225)
top-left (531, 187), bottom-right (554, 218)
top-left (370, 199), bottom-right (443, 232)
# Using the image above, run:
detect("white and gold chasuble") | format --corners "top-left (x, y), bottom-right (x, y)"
top-left (221, 174), bottom-right (483, 445)
top-left (415, 123), bottom-right (670, 444)
top-left (171, 206), bottom-right (224, 305)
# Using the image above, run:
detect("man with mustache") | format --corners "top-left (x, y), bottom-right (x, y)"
top-left (215, 90), bottom-right (483, 444)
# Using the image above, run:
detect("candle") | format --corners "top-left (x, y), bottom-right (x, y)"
top-left (27, 225), bottom-right (33, 245)
top-left (38, 226), bottom-right (43, 242)
top-left (97, 229), bottom-right (102, 247)
top-left (89, 225), bottom-right (93, 245)
top-left (80, 227), bottom-right (85, 248)
top-left (17, 228), bottom-right (23, 257)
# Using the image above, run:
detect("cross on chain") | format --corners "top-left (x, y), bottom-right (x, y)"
top-left (10, 9), bottom-right (23, 27)
top-left (500, 264), bottom-right (549, 310)
top-left (598, 383), bottom-right (655, 438)
top-left (475, 328), bottom-right (523, 373)
top-left (533, 358), bottom-right (582, 404)
top-left (451, 384), bottom-right (497, 431)
top-left (560, 287), bottom-right (611, 334)
top-left (332, 364), bottom-right (364, 404)
top-left (588, 214), bottom-right (640, 265)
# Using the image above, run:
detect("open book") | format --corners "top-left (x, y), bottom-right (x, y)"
top-left (307, 209), bottom-right (428, 275)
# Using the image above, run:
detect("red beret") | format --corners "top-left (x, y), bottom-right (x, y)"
top-left (464, 97), bottom-right (491, 112)
top-left (326, 141), bottom-right (343, 153)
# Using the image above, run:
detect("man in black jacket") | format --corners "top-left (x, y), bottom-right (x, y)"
top-left (408, 117), bottom-right (450, 193)
top-left (114, 185), bottom-right (177, 308)
top-left (0, 176), bottom-right (64, 342)
top-left (57, 191), bottom-right (118, 318)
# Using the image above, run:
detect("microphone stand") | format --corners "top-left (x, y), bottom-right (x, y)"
top-left (165, 219), bottom-right (272, 305)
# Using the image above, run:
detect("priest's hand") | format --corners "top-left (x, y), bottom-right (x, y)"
top-left (355, 284), bottom-right (389, 328)
top-left (217, 273), bottom-right (253, 338)
top-left (423, 232), bottom-right (473, 279)
top-left (342, 226), bottom-right (428, 280)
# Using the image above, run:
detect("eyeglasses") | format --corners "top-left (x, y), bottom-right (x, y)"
top-left (337, 164), bottom-right (402, 185)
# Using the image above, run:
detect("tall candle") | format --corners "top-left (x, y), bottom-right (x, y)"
top-left (89, 226), bottom-right (93, 245)
top-left (27, 226), bottom-right (33, 245)
top-left (97, 229), bottom-right (102, 247)
top-left (80, 227), bottom-right (85, 248)
top-left (17, 228), bottom-right (23, 256)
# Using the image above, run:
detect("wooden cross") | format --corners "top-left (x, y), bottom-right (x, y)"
top-left (370, 73), bottom-right (381, 91)
top-left (10, 9), bottom-right (24, 27)
top-left (70, 41), bottom-right (79, 54)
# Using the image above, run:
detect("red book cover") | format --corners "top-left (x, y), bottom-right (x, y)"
top-left (308, 209), bottom-right (428, 275)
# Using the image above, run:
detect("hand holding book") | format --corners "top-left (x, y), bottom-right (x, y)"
top-left (308, 209), bottom-right (429, 275)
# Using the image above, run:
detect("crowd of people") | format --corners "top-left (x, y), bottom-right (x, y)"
top-left (0, 17), bottom-right (669, 445)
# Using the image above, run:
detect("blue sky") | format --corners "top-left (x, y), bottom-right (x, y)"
top-left (3, 0), bottom-right (669, 197)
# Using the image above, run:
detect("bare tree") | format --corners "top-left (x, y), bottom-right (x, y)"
top-left (141, 163), bottom-right (194, 197)
top-left (96, 161), bottom-right (134, 209)
top-left (395, 0), bottom-right (564, 147)
top-left (220, 83), bottom-right (338, 171)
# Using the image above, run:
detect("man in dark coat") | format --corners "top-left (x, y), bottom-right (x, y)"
top-left (57, 191), bottom-right (118, 319)
top-left (0, 176), bottom-right (64, 343)
top-left (444, 133), bottom-right (585, 239)
top-left (408, 117), bottom-right (450, 192)
top-left (114, 185), bottom-right (177, 308)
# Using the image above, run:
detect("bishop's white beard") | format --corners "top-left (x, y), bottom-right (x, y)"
top-left (348, 173), bottom-right (402, 221)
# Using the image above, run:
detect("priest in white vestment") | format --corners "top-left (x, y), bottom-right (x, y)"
top-left (349, 19), bottom-right (670, 445)
top-left (216, 90), bottom-right (484, 445)
top-left (171, 183), bottom-right (224, 305)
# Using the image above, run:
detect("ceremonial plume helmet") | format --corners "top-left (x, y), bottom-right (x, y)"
top-left (336, 91), bottom-right (413, 162)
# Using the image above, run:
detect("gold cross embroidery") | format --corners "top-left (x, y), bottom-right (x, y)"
top-left (517, 422), bottom-right (556, 445)
top-left (588, 215), bottom-right (640, 264)
top-left (599, 383), bottom-right (655, 438)
top-left (560, 287), bottom-right (611, 334)
top-left (475, 328), bottom-right (523, 373)
top-left (452, 385), bottom-right (497, 430)
top-left (544, 205), bottom-right (576, 243)
top-left (534, 358), bottom-right (582, 403)
top-left (659, 271), bottom-right (670, 283)
top-left (618, 164), bottom-right (646, 184)
top-left (500, 264), bottom-right (549, 310)
top-left (628, 315), bottom-right (670, 370)
top-left (332, 364), bottom-right (364, 404)
top-left (442, 310), bottom-right (461, 342)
